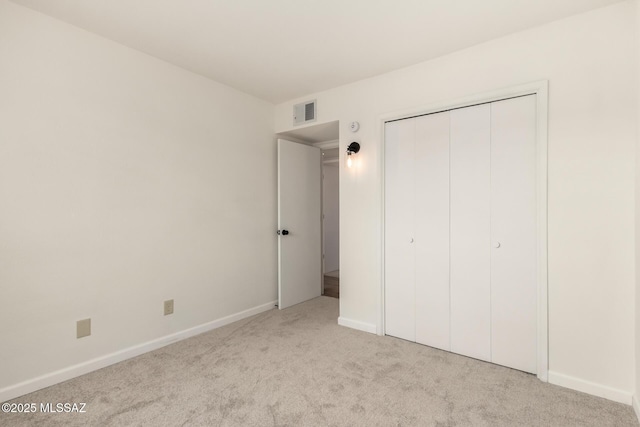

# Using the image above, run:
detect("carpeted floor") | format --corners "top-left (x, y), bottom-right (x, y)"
top-left (2, 297), bottom-right (637, 426)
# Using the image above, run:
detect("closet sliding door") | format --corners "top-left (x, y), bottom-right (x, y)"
top-left (385, 111), bottom-right (451, 348)
top-left (384, 94), bottom-right (537, 374)
top-left (414, 112), bottom-right (450, 351)
top-left (490, 95), bottom-right (537, 373)
top-left (384, 118), bottom-right (416, 342)
top-left (449, 104), bottom-right (492, 362)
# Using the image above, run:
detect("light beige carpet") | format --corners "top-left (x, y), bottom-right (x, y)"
top-left (2, 297), bottom-right (637, 426)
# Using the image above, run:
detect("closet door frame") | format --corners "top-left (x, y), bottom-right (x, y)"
top-left (379, 80), bottom-right (549, 382)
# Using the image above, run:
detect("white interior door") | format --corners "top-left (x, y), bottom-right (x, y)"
top-left (278, 139), bottom-right (322, 310)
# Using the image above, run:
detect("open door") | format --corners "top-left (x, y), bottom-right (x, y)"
top-left (277, 139), bottom-right (322, 309)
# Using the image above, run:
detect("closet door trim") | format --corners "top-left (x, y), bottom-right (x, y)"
top-left (379, 80), bottom-right (549, 382)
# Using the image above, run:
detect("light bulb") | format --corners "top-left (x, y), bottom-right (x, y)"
top-left (347, 154), bottom-right (353, 168)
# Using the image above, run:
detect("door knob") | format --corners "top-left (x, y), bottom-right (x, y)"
top-left (495, 241), bottom-right (501, 248)
top-left (278, 229), bottom-right (289, 236)
top-left (410, 238), bottom-right (414, 243)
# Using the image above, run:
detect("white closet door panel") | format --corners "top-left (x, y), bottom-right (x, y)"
top-left (384, 119), bottom-right (415, 342)
top-left (415, 112), bottom-right (450, 351)
top-left (450, 104), bottom-right (491, 362)
top-left (490, 95), bottom-right (537, 373)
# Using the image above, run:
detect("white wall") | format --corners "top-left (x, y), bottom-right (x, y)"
top-left (323, 163), bottom-right (339, 273)
top-left (276, 1), bottom-right (637, 402)
top-left (0, 0), bottom-right (276, 396)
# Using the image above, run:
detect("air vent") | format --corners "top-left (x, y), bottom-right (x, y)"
top-left (293, 100), bottom-right (317, 126)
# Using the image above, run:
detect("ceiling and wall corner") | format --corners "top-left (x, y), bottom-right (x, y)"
top-left (8, 0), bottom-right (627, 104)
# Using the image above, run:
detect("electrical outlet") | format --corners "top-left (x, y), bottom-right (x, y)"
top-left (77, 318), bottom-right (91, 338)
top-left (164, 299), bottom-right (174, 316)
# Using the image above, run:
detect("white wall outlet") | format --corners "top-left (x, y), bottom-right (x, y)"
top-left (77, 318), bottom-right (91, 338)
top-left (164, 299), bottom-right (174, 315)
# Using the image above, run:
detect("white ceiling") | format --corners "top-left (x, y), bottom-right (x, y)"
top-left (11, 0), bottom-right (625, 104)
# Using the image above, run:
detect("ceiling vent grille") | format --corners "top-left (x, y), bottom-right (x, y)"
top-left (293, 100), bottom-right (317, 126)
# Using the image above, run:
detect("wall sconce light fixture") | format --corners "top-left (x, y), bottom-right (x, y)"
top-left (346, 142), bottom-right (360, 168)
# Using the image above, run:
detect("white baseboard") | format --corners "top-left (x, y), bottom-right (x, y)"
top-left (338, 316), bottom-right (377, 334)
top-left (547, 371), bottom-right (632, 405)
top-left (0, 300), bottom-right (276, 403)
top-left (633, 395), bottom-right (640, 423)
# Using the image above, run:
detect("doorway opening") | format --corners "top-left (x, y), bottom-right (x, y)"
top-left (321, 146), bottom-right (339, 298)
top-left (276, 120), bottom-right (340, 306)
